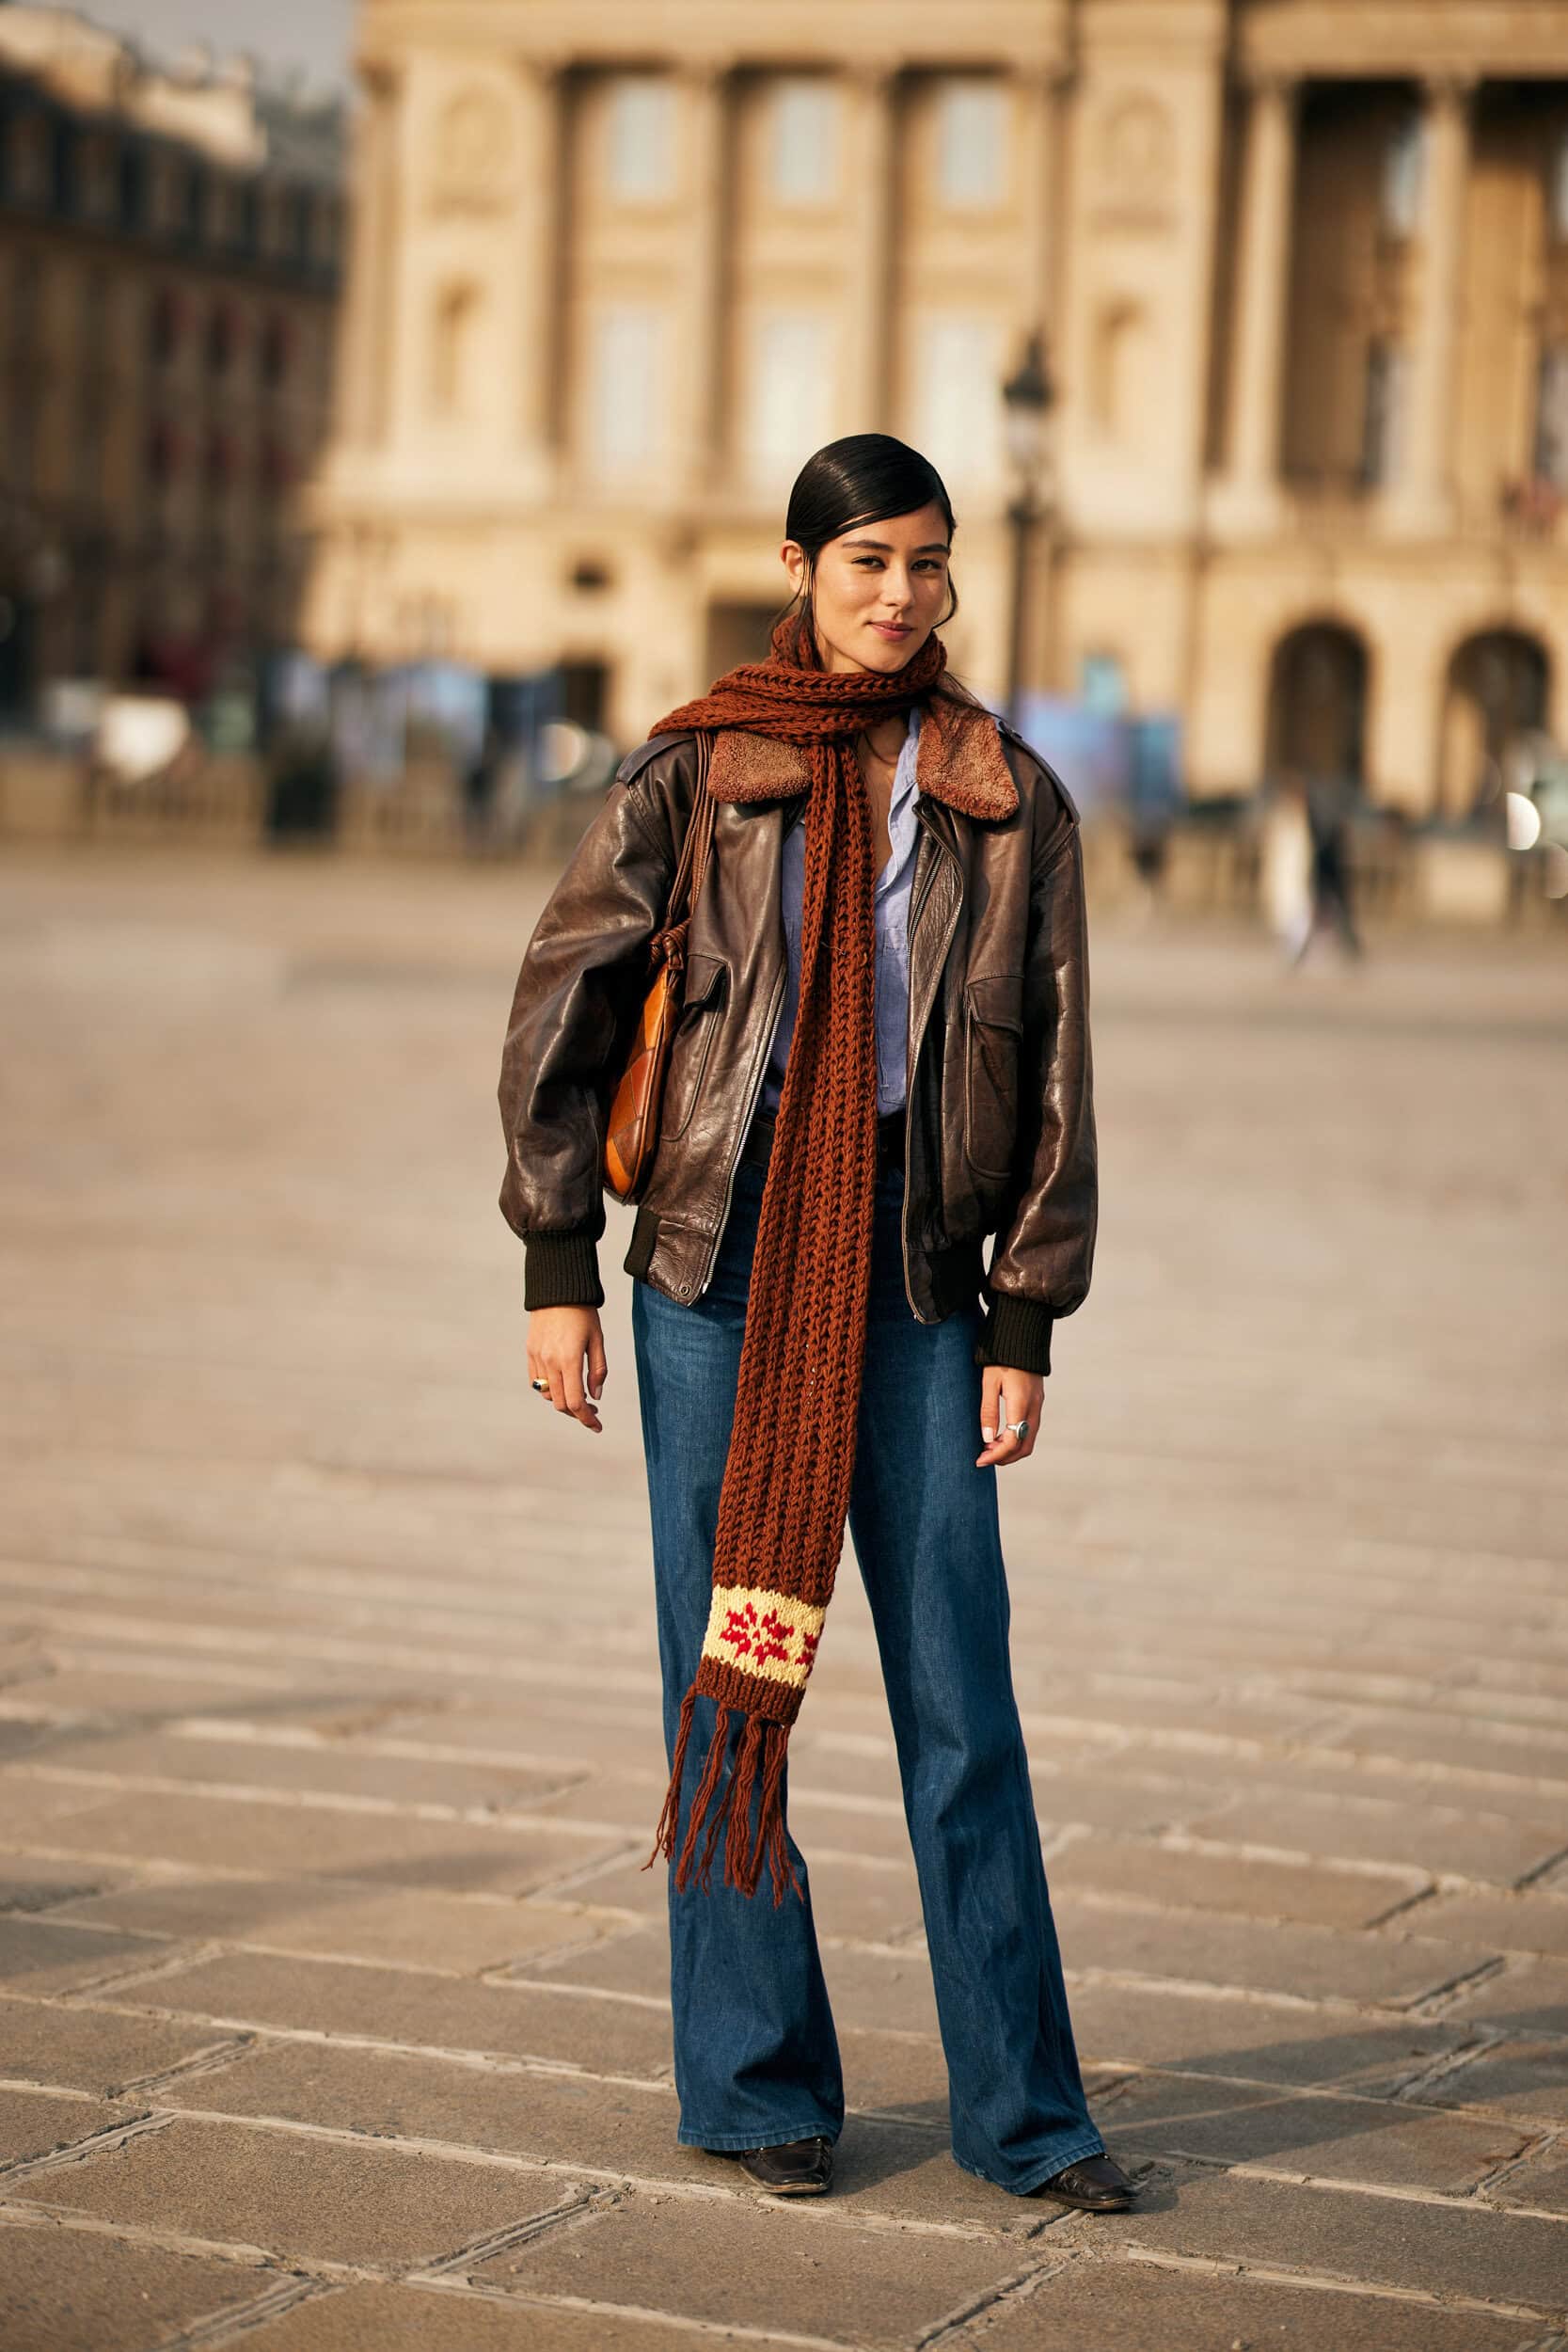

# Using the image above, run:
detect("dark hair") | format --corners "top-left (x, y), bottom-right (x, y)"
top-left (773, 433), bottom-right (959, 668)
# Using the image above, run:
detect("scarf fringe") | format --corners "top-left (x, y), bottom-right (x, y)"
top-left (643, 1691), bottom-right (806, 1908)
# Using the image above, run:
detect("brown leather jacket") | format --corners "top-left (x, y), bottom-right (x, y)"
top-left (498, 708), bottom-right (1096, 1376)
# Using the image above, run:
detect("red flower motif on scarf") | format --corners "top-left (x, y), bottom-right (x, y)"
top-left (719, 1601), bottom-right (791, 1668)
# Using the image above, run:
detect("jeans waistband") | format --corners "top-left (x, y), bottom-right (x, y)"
top-left (742, 1103), bottom-right (907, 1178)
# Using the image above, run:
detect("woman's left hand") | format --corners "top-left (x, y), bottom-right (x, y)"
top-left (977, 1368), bottom-right (1044, 1470)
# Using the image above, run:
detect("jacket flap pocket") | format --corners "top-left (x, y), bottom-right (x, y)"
top-left (965, 972), bottom-right (1024, 1032)
top-left (679, 951), bottom-right (727, 1014)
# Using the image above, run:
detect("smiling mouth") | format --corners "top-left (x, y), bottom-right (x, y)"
top-left (869, 623), bottom-right (912, 636)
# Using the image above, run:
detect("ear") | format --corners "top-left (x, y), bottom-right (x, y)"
top-left (780, 539), bottom-right (808, 596)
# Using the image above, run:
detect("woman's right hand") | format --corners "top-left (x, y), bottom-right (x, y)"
top-left (527, 1307), bottom-right (607, 1435)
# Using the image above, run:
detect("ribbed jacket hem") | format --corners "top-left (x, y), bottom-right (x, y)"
top-left (523, 1230), bottom-right (605, 1311)
top-left (977, 1293), bottom-right (1053, 1376)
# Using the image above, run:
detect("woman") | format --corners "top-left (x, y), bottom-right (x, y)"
top-left (499, 434), bottom-right (1133, 2213)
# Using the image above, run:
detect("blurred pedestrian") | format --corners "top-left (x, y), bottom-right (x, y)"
top-left (1296, 773), bottom-right (1364, 964)
top-left (462, 722), bottom-right (502, 850)
top-left (1260, 770), bottom-right (1313, 958)
top-left (498, 435), bottom-right (1133, 2217)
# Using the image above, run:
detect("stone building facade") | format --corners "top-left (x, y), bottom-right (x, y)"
top-left (309, 0), bottom-right (1568, 811)
top-left (0, 7), bottom-right (345, 712)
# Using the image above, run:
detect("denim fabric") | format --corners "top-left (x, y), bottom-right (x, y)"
top-left (629, 1149), bottom-right (1107, 2193)
top-left (761, 704), bottom-right (922, 1118)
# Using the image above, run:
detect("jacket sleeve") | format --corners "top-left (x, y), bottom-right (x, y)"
top-left (497, 751), bottom-right (679, 1310)
top-left (975, 773), bottom-right (1098, 1378)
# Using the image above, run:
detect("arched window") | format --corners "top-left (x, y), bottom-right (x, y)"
top-left (1442, 630), bottom-right (1550, 818)
top-left (1267, 622), bottom-right (1370, 785)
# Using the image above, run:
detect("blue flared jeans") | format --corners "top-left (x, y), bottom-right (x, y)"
top-left (630, 1148), bottom-right (1107, 2195)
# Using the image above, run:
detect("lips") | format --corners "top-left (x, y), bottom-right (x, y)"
top-left (869, 624), bottom-right (912, 640)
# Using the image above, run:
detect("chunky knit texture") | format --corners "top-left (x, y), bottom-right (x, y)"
top-left (642, 628), bottom-right (987, 1905)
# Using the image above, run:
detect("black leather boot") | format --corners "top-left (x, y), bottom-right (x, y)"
top-left (1027, 2152), bottom-right (1136, 2210)
top-left (735, 2135), bottom-right (834, 2195)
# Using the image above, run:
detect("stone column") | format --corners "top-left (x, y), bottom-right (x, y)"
top-left (515, 56), bottom-right (567, 476)
top-left (1210, 72), bottom-right (1298, 534)
top-left (846, 65), bottom-right (897, 430)
top-left (338, 63), bottom-right (401, 449)
top-left (1384, 74), bottom-right (1474, 535)
top-left (675, 62), bottom-right (729, 495)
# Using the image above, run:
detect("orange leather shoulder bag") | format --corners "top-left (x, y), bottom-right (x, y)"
top-left (602, 730), bottom-right (717, 1204)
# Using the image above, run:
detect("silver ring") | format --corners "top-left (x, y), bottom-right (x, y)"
top-left (531, 1377), bottom-right (551, 1394)
top-left (1006, 1418), bottom-right (1029, 1439)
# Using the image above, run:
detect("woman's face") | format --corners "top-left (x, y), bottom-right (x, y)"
top-left (781, 502), bottom-right (951, 675)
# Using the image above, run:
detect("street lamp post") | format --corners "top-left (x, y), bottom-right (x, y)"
top-left (1000, 330), bottom-right (1055, 733)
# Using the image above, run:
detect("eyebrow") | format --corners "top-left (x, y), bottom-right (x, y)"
top-left (840, 537), bottom-right (951, 554)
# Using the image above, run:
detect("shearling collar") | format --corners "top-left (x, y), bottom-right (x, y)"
top-left (705, 690), bottom-right (1020, 823)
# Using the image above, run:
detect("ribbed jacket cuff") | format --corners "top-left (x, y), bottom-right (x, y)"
top-left (977, 1293), bottom-right (1053, 1376)
top-left (523, 1230), bottom-right (605, 1311)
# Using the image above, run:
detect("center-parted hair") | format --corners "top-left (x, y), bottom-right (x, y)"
top-left (775, 433), bottom-right (960, 667)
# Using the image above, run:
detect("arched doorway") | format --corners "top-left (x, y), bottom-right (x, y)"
top-left (1266, 621), bottom-right (1369, 787)
top-left (1440, 628), bottom-right (1550, 819)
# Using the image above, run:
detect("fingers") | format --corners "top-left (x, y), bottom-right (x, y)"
top-left (977, 1369), bottom-right (1041, 1470)
top-left (526, 1323), bottom-right (605, 1436)
top-left (558, 1348), bottom-right (602, 1433)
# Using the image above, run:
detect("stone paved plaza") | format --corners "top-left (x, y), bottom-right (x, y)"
top-left (1, 844), bottom-right (1566, 2351)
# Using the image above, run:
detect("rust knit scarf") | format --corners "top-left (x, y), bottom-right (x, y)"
top-left (641, 627), bottom-right (950, 1906)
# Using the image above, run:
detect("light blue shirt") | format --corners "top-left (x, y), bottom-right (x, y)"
top-left (761, 703), bottom-right (923, 1118)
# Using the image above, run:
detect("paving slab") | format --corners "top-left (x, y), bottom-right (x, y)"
top-left (23, 1727), bottom-right (573, 1811)
top-left (0, 2216), bottom-right (265, 2352)
top-left (55, 1875), bottom-right (618, 1974)
top-left (956, 2249), bottom-right (1549, 2351)
top-left (1050, 1835), bottom-right (1424, 1928)
top-left (1183, 1788), bottom-right (1568, 1885)
top-left (0, 1852), bottom-right (134, 1914)
top-left (241, 2280), bottom-right (721, 2351)
top-left (0, 1786), bottom-right (628, 1896)
top-left (0, 1916), bottom-right (166, 2000)
top-left (1411, 2038), bottom-right (1568, 2125)
top-left (1056, 1893), bottom-right (1491, 2007)
top-left (1440, 1957), bottom-right (1568, 2036)
top-left (0, 1994), bottom-right (235, 2094)
top-left (110, 1947), bottom-right (675, 2076)
top-left (1414, 1888), bottom-right (1568, 1958)
top-left (1090, 2160), bottom-right (1568, 2313)
top-left (0, 2085), bottom-right (123, 2166)
top-left (472, 2186), bottom-right (1034, 2347)
top-left (1318, 1709), bottom-right (1568, 1786)
top-left (1095, 2067), bottom-right (1528, 2190)
top-left (16, 2111), bottom-right (580, 2268)
top-left (1067, 1980), bottom-right (1472, 2094)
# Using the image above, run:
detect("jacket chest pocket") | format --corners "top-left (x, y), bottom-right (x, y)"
top-left (659, 952), bottom-right (729, 1141)
top-left (963, 972), bottom-right (1024, 1182)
